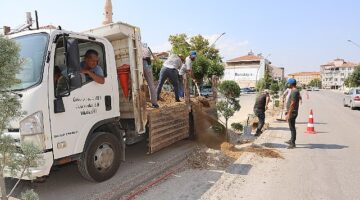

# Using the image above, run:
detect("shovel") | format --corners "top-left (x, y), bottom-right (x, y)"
top-left (276, 100), bottom-right (286, 121)
top-left (243, 115), bottom-right (252, 135)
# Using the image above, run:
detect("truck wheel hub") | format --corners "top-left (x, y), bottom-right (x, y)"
top-left (94, 144), bottom-right (114, 171)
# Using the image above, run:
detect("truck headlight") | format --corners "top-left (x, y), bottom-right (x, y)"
top-left (20, 111), bottom-right (45, 150)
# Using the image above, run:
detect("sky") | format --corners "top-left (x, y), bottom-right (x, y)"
top-left (1, 0), bottom-right (360, 74)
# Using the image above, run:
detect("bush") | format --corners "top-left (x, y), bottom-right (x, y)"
top-left (218, 80), bottom-right (240, 99)
top-left (231, 123), bottom-right (243, 132)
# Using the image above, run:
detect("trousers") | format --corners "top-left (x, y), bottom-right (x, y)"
top-left (156, 67), bottom-right (180, 101)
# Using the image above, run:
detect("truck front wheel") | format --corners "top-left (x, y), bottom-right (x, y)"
top-left (78, 132), bottom-right (121, 182)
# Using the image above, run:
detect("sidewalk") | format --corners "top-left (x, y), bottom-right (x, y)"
top-left (200, 121), bottom-right (291, 200)
top-left (134, 120), bottom-right (292, 200)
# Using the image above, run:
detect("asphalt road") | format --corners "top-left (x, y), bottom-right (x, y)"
top-left (135, 90), bottom-right (360, 200)
top-left (203, 90), bottom-right (360, 199)
top-left (6, 140), bottom-right (194, 200)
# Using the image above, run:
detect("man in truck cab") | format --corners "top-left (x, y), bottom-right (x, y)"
top-left (80, 49), bottom-right (105, 84)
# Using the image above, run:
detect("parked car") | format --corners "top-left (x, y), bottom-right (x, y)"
top-left (312, 87), bottom-right (320, 91)
top-left (200, 85), bottom-right (213, 98)
top-left (343, 88), bottom-right (360, 110)
top-left (240, 87), bottom-right (256, 94)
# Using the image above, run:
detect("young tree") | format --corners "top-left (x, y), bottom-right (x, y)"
top-left (269, 81), bottom-right (280, 108)
top-left (0, 36), bottom-right (41, 200)
top-left (217, 81), bottom-right (241, 142)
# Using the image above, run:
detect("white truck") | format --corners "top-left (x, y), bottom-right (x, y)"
top-left (4, 22), bottom-right (193, 182)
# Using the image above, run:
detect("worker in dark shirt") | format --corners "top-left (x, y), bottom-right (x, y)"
top-left (253, 90), bottom-right (270, 136)
top-left (285, 78), bottom-right (301, 149)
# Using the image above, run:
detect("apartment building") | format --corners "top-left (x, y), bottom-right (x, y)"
top-left (320, 58), bottom-right (358, 89)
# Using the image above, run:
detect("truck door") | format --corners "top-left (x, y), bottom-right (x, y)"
top-left (49, 34), bottom-right (117, 159)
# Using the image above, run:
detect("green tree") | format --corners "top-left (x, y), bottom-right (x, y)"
top-left (348, 66), bottom-right (360, 87)
top-left (308, 78), bottom-right (322, 88)
top-left (168, 33), bottom-right (225, 83)
top-left (192, 54), bottom-right (210, 84)
top-left (217, 81), bottom-right (241, 142)
top-left (151, 58), bottom-right (164, 81)
top-left (0, 37), bottom-right (41, 200)
top-left (168, 34), bottom-right (190, 56)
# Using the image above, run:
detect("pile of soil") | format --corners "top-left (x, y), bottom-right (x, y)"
top-left (220, 142), bottom-right (242, 160)
top-left (186, 145), bottom-right (236, 170)
top-left (241, 144), bottom-right (283, 159)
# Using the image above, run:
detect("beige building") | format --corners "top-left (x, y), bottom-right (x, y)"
top-left (224, 51), bottom-right (271, 88)
top-left (270, 65), bottom-right (285, 81)
top-left (320, 58), bottom-right (358, 89)
top-left (288, 72), bottom-right (320, 86)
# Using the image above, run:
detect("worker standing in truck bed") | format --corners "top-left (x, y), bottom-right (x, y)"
top-left (156, 54), bottom-right (185, 102)
top-left (142, 43), bottom-right (159, 108)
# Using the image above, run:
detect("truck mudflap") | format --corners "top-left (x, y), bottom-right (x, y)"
top-left (148, 103), bottom-right (189, 154)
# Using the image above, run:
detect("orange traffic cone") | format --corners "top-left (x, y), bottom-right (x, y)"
top-left (117, 64), bottom-right (130, 98)
top-left (305, 109), bottom-right (316, 134)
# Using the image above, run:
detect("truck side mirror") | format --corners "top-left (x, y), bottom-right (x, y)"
top-left (69, 72), bottom-right (82, 89)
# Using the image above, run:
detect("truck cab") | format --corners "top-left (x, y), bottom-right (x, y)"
top-left (5, 22), bottom-right (192, 182)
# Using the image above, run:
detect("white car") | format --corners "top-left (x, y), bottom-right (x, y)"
top-left (343, 88), bottom-right (360, 110)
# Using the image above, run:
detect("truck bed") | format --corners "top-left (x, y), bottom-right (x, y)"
top-left (147, 102), bottom-right (190, 153)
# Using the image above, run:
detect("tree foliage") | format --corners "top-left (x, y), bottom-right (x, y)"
top-left (0, 37), bottom-right (23, 132)
top-left (0, 36), bottom-right (41, 200)
top-left (168, 33), bottom-right (225, 83)
top-left (345, 66), bottom-right (360, 87)
top-left (308, 78), bottom-right (322, 88)
top-left (218, 80), bottom-right (240, 99)
top-left (151, 58), bottom-right (163, 81)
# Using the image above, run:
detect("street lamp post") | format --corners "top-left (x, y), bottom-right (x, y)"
top-left (255, 53), bottom-right (271, 87)
top-left (348, 39), bottom-right (360, 49)
top-left (210, 32), bottom-right (226, 47)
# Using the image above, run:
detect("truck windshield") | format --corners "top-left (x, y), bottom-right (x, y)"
top-left (11, 33), bottom-right (49, 90)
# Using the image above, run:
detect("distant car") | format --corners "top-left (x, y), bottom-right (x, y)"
top-left (240, 87), bottom-right (256, 94)
top-left (343, 88), bottom-right (360, 110)
top-left (306, 87), bottom-right (312, 91)
top-left (200, 86), bottom-right (213, 98)
top-left (312, 87), bottom-right (320, 91)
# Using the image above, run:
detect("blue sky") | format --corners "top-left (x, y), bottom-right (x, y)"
top-left (1, 0), bottom-right (359, 74)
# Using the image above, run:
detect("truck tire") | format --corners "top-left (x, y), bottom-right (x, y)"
top-left (78, 132), bottom-right (121, 182)
top-left (350, 102), bottom-right (356, 110)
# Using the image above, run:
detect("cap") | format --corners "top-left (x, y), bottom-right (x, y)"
top-left (190, 51), bottom-right (197, 58)
top-left (287, 78), bottom-right (297, 85)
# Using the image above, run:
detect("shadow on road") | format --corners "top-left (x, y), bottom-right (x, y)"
top-left (296, 122), bottom-right (327, 125)
top-left (226, 164), bottom-right (252, 175)
top-left (296, 144), bottom-right (349, 149)
top-left (261, 143), bottom-right (348, 150)
top-left (268, 127), bottom-right (290, 131)
top-left (261, 143), bottom-right (288, 148)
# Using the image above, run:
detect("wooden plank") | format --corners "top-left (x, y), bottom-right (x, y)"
top-left (148, 103), bottom-right (190, 154)
top-left (150, 124), bottom-right (188, 142)
top-left (151, 128), bottom-right (188, 144)
top-left (150, 133), bottom-right (188, 153)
